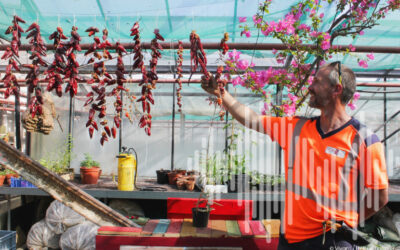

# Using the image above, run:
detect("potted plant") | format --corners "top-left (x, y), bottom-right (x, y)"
top-left (223, 120), bottom-right (251, 193)
top-left (0, 169), bottom-right (7, 186)
top-left (226, 154), bottom-right (250, 193)
top-left (192, 192), bottom-right (222, 227)
top-left (80, 153), bottom-right (101, 184)
top-left (5, 169), bottom-right (19, 186)
top-left (38, 134), bottom-right (75, 181)
top-left (259, 174), bottom-right (285, 191)
top-left (156, 169), bottom-right (171, 184)
top-left (167, 170), bottom-right (185, 185)
top-left (192, 192), bottom-right (212, 228)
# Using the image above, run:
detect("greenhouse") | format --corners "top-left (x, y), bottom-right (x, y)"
top-left (0, 0), bottom-right (399, 249)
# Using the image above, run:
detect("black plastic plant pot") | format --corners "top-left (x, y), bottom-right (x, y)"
top-left (192, 207), bottom-right (210, 228)
top-left (227, 174), bottom-right (250, 193)
top-left (156, 169), bottom-right (171, 184)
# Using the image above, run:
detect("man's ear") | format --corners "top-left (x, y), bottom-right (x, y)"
top-left (334, 84), bottom-right (343, 98)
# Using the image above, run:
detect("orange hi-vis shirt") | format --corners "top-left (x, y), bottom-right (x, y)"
top-left (261, 116), bottom-right (388, 243)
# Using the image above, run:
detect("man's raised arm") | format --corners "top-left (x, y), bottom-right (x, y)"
top-left (201, 74), bottom-right (265, 133)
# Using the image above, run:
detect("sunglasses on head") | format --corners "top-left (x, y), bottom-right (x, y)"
top-left (331, 61), bottom-right (342, 85)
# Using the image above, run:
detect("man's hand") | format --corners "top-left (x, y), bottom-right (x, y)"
top-left (201, 73), bottom-right (219, 96)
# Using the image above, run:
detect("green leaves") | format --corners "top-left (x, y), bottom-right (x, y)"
top-left (80, 153), bottom-right (100, 168)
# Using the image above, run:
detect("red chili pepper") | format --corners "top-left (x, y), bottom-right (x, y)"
top-left (92, 120), bottom-right (98, 130)
top-left (89, 127), bottom-right (94, 138)
top-left (104, 126), bottom-right (111, 137)
top-left (146, 101), bottom-right (151, 113)
top-left (114, 116), bottom-right (121, 128)
top-left (89, 109), bottom-right (95, 120)
top-left (111, 127), bottom-right (117, 138)
top-left (142, 100), bottom-right (147, 113)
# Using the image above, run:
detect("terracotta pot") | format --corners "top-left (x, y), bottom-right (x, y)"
top-left (0, 175), bottom-right (5, 186)
top-left (168, 172), bottom-right (182, 185)
top-left (175, 169), bottom-right (187, 175)
top-left (176, 178), bottom-right (186, 190)
top-left (5, 173), bottom-right (19, 186)
top-left (185, 179), bottom-right (196, 191)
top-left (80, 167), bottom-right (101, 184)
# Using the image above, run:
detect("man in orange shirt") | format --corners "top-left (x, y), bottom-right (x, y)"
top-left (201, 62), bottom-right (388, 249)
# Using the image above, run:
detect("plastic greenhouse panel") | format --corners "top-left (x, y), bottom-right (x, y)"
top-left (0, 230), bottom-right (16, 250)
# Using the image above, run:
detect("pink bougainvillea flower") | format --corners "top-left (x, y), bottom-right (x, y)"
top-left (319, 13), bottom-right (324, 18)
top-left (241, 30), bottom-right (251, 38)
top-left (366, 53), bottom-right (374, 60)
top-left (272, 49), bottom-right (278, 55)
top-left (228, 49), bottom-right (241, 61)
top-left (348, 102), bottom-right (357, 110)
top-left (232, 76), bottom-right (244, 87)
top-left (253, 15), bottom-right (262, 25)
top-left (283, 103), bottom-right (296, 116)
top-left (358, 60), bottom-right (368, 68)
top-left (288, 93), bottom-right (298, 102)
top-left (261, 102), bottom-right (269, 115)
top-left (353, 92), bottom-right (360, 101)
top-left (359, 30), bottom-right (365, 35)
top-left (321, 40), bottom-right (330, 50)
top-left (310, 31), bottom-right (319, 38)
top-left (237, 59), bottom-right (249, 70)
top-left (238, 17), bottom-right (247, 23)
top-left (349, 44), bottom-right (356, 52)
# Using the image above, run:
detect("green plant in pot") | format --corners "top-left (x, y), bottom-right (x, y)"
top-left (192, 192), bottom-right (221, 228)
top-left (0, 169), bottom-right (8, 186)
top-left (80, 153), bottom-right (101, 184)
top-left (223, 120), bottom-right (251, 193)
top-left (39, 134), bottom-right (75, 181)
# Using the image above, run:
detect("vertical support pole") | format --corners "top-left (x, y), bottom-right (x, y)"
top-left (225, 84), bottom-right (229, 151)
top-left (383, 77), bottom-right (387, 157)
top-left (25, 92), bottom-right (31, 156)
top-left (275, 85), bottom-right (283, 175)
top-left (171, 77), bottom-right (176, 171)
top-left (14, 95), bottom-right (21, 150)
top-left (119, 92), bottom-right (123, 152)
top-left (67, 96), bottom-right (75, 168)
top-left (7, 195), bottom-right (10, 230)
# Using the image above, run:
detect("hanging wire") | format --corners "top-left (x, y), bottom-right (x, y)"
top-left (357, 89), bottom-right (400, 94)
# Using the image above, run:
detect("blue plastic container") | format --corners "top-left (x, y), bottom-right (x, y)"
top-left (10, 177), bottom-right (36, 188)
top-left (0, 230), bottom-right (16, 250)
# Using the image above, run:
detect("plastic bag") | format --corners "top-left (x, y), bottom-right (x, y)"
top-left (27, 219), bottom-right (61, 250)
top-left (45, 200), bottom-right (85, 234)
top-left (59, 221), bottom-right (99, 250)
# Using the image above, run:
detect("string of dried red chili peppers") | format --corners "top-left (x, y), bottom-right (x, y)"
top-left (2, 16), bottom-right (25, 101)
top-left (83, 26), bottom-right (116, 145)
top-left (189, 30), bottom-right (208, 80)
top-left (216, 32), bottom-right (229, 120)
top-left (176, 41), bottom-right (184, 112)
top-left (112, 41), bottom-right (128, 139)
top-left (47, 25), bottom-right (81, 99)
top-left (23, 22), bottom-right (47, 118)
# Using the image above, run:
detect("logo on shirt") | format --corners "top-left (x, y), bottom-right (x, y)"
top-left (325, 146), bottom-right (346, 158)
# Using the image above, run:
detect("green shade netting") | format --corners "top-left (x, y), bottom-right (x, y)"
top-left (0, 0), bottom-right (399, 71)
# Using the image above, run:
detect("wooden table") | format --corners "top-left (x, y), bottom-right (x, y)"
top-left (96, 219), bottom-right (281, 250)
